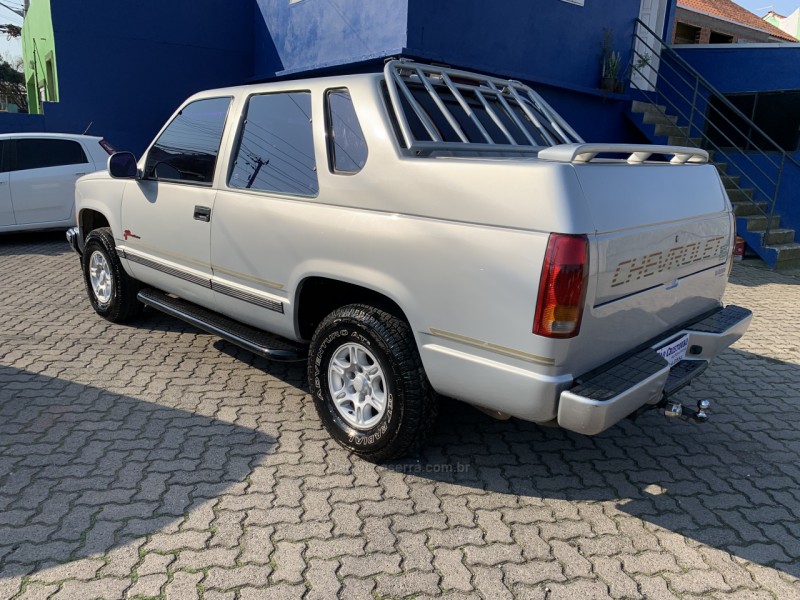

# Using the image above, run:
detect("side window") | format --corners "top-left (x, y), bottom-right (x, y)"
top-left (229, 91), bottom-right (318, 196)
top-left (144, 97), bottom-right (231, 185)
top-left (326, 89), bottom-right (368, 173)
top-left (15, 139), bottom-right (88, 171)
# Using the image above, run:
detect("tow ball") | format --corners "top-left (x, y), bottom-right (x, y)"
top-left (661, 399), bottom-right (710, 424)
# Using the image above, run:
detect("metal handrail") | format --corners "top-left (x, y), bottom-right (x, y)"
top-left (630, 18), bottom-right (800, 239)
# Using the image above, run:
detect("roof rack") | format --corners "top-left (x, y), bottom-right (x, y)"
top-left (384, 60), bottom-right (584, 156)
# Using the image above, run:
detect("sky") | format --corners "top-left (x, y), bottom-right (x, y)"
top-left (0, 4), bottom-right (22, 65)
top-left (733, 1), bottom-right (798, 16)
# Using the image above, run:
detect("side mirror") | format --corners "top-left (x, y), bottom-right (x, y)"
top-left (108, 152), bottom-right (138, 179)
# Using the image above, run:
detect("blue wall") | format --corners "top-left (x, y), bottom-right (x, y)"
top-left (676, 45), bottom-right (800, 93)
top-left (253, 0), bottom-right (409, 78)
top-left (0, 0), bottom-right (255, 156)
top-left (0, 0), bottom-right (659, 155)
top-left (405, 0), bottom-right (641, 94)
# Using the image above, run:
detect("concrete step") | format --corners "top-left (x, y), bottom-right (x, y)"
top-left (731, 201), bottom-right (767, 217)
top-left (631, 100), bottom-right (667, 114)
top-left (712, 162), bottom-right (728, 174)
top-left (642, 111), bottom-right (678, 126)
top-left (655, 124), bottom-right (690, 138)
top-left (769, 242), bottom-right (800, 267)
top-left (721, 174), bottom-right (741, 188)
top-left (752, 227), bottom-right (797, 246)
top-left (726, 188), bottom-right (754, 202)
top-left (743, 215), bottom-right (782, 231)
top-left (667, 136), bottom-right (702, 148)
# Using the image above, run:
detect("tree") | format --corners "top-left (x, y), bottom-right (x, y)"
top-left (0, 57), bottom-right (27, 113)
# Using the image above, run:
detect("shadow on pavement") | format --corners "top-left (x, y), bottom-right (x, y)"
top-left (0, 231), bottom-right (72, 257)
top-left (0, 366), bottom-right (276, 580)
top-left (402, 347), bottom-right (800, 579)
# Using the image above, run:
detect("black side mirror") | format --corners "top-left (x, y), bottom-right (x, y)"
top-left (108, 152), bottom-right (138, 179)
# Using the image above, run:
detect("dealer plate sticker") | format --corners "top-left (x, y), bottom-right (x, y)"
top-left (657, 335), bottom-right (689, 367)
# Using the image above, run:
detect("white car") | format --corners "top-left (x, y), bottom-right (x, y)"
top-left (0, 133), bottom-right (113, 233)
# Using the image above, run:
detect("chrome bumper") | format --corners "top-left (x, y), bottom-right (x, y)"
top-left (557, 305), bottom-right (752, 435)
top-left (66, 227), bottom-right (82, 256)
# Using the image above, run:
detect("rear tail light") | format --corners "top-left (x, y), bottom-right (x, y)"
top-left (99, 139), bottom-right (117, 155)
top-left (533, 234), bottom-right (589, 338)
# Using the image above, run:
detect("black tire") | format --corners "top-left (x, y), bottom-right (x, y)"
top-left (82, 227), bottom-right (143, 323)
top-left (308, 304), bottom-right (438, 463)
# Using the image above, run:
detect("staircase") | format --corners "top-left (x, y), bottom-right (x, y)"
top-left (628, 20), bottom-right (800, 270)
top-left (628, 101), bottom-right (800, 269)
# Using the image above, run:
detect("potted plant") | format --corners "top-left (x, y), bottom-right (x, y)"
top-left (601, 51), bottom-right (622, 92)
top-left (600, 28), bottom-right (623, 93)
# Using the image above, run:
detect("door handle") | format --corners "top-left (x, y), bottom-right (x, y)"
top-left (194, 205), bottom-right (212, 222)
top-left (74, 172), bottom-right (88, 176)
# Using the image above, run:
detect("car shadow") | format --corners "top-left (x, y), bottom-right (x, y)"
top-left (0, 231), bottom-right (72, 257)
top-left (0, 366), bottom-right (277, 580)
top-left (389, 347), bottom-right (800, 580)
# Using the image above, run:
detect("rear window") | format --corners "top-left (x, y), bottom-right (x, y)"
top-left (14, 139), bottom-right (88, 171)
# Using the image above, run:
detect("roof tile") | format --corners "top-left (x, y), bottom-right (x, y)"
top-left (677, 0), bottom-right (798, 42)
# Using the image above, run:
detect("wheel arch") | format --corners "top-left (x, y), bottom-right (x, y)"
top-left (294, 275), bottom-right (414, 342)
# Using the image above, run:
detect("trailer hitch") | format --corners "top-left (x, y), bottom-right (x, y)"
top-left (660, 399), bottom-right (710, 424)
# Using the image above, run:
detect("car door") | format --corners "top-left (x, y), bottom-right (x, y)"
top-left (210, 90), bottom-right (320, 338)
top-left (9, 137), bottom-right (90, 226)
top-left (0, 141), bottom-right (13, 227)
top-left (119, 96), bottom-right (233, 308)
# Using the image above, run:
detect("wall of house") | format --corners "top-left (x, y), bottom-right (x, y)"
top-left (675, 45), bottom-right (800, 93)
top-left (7, 0), bottom-right (255, 156)
top-left (21, 0), bottom-right (58, 114)
top-left (672, 8), bottom-right (771, 44)
top-left (403, 0), bottom-right (649, 142)
top-left (252, 0), bottom-right (409, 79)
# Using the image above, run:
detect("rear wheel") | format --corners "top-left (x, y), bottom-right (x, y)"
top-left (82, 227), bottom-right (142, 323)
top-left (308, 304), bottom-right (437, 462)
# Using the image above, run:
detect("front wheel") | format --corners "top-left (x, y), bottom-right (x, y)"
top-left (81, 227), bottom-right (142, 323)
top-left (308, 304), bottom-right (437, 463)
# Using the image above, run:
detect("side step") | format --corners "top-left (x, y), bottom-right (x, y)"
top-left (137, 288), bottom-right (308, 362)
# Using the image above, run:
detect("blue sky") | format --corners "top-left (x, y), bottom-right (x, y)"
top-left (734, 1), bottom-right (799, 16)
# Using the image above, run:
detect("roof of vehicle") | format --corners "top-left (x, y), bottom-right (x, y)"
top-left (188, 72), bottom-right (383, 100)
top-left (0, 132), bottom-right (104, 141)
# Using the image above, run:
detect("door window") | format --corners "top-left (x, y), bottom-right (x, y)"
top-left (14, 138), bottom-right (88, 171)
top-left (229, 92), bottom-right (318, 196)
top-left (144, 97), bottom-right (232, 185)
top-left (326, 89), bottom-right (368, 174)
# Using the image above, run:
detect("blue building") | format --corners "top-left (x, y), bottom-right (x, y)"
top-left (8, 0), bottom-right (800, 267)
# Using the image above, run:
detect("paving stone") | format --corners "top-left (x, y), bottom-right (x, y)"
top-left (203, 565), bottom-right (272, 590)
top-left (2, 239), bottom-right (800, 599)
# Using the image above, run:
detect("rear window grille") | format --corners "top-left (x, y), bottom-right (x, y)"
top-left (384, 60), bottom-right (583, 155)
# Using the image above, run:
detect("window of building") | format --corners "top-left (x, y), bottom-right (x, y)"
top-left (14, 138), bottom-right (88, 171)
top-left (674, 22), bottom-right (701, 44)
top-left (229, 92), bottom-right (318, 196)
top-left (709, 31), bottom-right (734, 44)
top-left (144, 97), bottom-right (232, 185)
top-left (326, 89), bottom-right (368, 174)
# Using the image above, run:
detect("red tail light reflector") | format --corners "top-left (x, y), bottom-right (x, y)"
top-left (533, 234), bottom-right (589, 338)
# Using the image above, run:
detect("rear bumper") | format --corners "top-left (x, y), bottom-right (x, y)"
top-left (66, 227), bottom-right (82, 257)
top-left (557, 305), bottom-right (752, 435)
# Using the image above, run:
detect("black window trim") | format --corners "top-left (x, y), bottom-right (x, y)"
top-left (8, 137), bottom-right (89, 172)
top-left (225, 89), bottom-right (319, 199)
top-left (324, 87), bottom-right (368, 175)
top-left (143, 95), bottom-right (234, 188)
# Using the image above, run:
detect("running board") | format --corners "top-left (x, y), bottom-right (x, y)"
top-left (137, 288), bottom-right (307, 362)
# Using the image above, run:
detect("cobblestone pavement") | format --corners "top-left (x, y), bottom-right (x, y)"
top-left (1, 232), bottom-right (799, 600)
